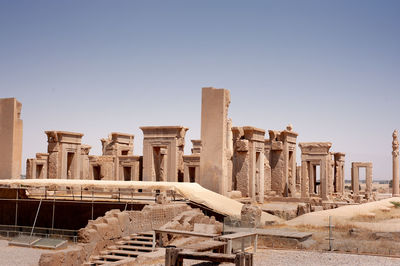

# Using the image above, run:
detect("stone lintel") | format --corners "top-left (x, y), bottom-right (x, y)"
top-left (233, 126), bottom-right (265, 142)
top-left (140, 126), bottom-right (188, 139)
top-left (242, 126), bottom-right (266, 142)
top-left (35, 153), bottom-right (49, 159)
top-left (88, 155), bottom-right (115, 163)
top-left (45, 131), bottom-right (84, 144)
top-left (183, 154), bottom-right (200, 163)
top-left (191, 139), bottom-right (201, 146)
top-left (352, 162), bottom-right (372, 168)
top-left (110, 132), bottom-right (134, 144)
top-left (334, 152), bottom-right (346, 161)
top-left (281, 130), bottom-right (299, 141)
top-left (299, 142), bottom-right (332, 155)
top-left (118, 155), bottom-right (141, 162)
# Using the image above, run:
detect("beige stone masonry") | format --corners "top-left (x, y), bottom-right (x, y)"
top-left (199, 87), bottom-right (232, 196)
top-left (141, 126), bottom-right (188, 182)
top-left (0, 98), bottom-right (23, 179)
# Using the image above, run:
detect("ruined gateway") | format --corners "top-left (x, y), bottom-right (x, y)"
top-left (2, 89), bottom-right (400, 265)
top-left (13, 87), bottom-right (388, 204)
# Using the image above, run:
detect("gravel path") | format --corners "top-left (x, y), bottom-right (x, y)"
top-left (254, 249), bottom-right (400, 266)
top-left (182, 249), bottom-right (400, 266)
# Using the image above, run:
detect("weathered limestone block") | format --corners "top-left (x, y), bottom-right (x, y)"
top-left (39, 245), bottom-right (85, 266)
top-left (91, 223), bottom-right (111, 240)
top-left (200, 87), bottom-right (232, 195)
top-left (113, 212), bottom-right (130, 233)
top-left (227, 190), bottom-right (242, 199)
top-left (160, 208), bottom-right (222, 233)
top-left (0, 98), bottom-right (23, 179)
top-left (297, 203), bottom-right (310, 216)
top-left (271, 150), bottom-right (284, 195)
top-left (262, 203), bottom-right (298, 220)
top-left (241, 204), bottom-right (261, 228)
top-left (155, 191), bottom-right (170, 204)
top-left (236, 139), bottom-right (249, 152)
top-left (193, 223), bottom-right (219, 234)
top-left (234, 152), bottom-right (250, 197)
top-left (78, 228), bottom-right (100, 244)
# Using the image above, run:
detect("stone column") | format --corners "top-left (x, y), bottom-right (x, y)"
top-left (321, 158), bottom-right (329, 201)
top-left (351, 163), bottom-right (359, 196)
top-left (392, 130), bottom-right (400, 196)
top-left (365, 164), bottom-right (373, 199)
top-left (199, 87), bottom-right (231, 195)
top-left (301, 160), bottom-right (309, 198)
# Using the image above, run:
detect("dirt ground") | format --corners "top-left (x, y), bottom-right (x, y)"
top-left (0, 240), bottom-right (49, 266)
top-left (142, 249), bottom-right (400, 265)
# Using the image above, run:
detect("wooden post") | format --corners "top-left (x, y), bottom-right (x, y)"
top-left (159, 232), bottom-right (163, 247)
top-left (235, 252), bottom-right (245, 266)
top-left (165, 247), bottom-right (180, 266)
top-left (245, 252), bottom-right (253, 266)
top-left (227, 239), bottom-right (232, 254)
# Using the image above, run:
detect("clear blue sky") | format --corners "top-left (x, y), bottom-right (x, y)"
top-left (1, 0), bottom-right (399, 180)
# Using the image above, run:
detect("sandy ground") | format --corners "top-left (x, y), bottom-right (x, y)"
top-left (285, 197), bottom-right (400, 231)
top-left (0, 240), bottom-right (48, 266)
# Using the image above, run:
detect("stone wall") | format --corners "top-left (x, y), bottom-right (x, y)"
top-left (39, 203), bottom-right (190, 266)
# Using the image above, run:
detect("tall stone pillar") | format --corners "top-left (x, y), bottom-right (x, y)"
top-left (301, 160), bottom-right (309, 198)
top-left (351, 163), bottom-right (359, 196)
top-left (365, 163), bottom-right (373, 199)
top-left (199, 87), bottom-right (231, 195)
top-left (0, 98), bottom-right (23, 179)
top-left (393, 130), bottom-right (399, 197)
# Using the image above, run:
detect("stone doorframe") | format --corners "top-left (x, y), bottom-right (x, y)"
top-left (299, 142), bottom-right (332, 201)
top-left (351, 162), bottom-right (373, 198)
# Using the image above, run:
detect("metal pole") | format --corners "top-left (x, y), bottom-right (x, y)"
top-left (51, 191), bottom-right (56, 233)
top-left (329, 216), bottom-right (333, 251)
top-left (91, 188), bottom-right (94, 220)
top-left (131, 191), bottom-right (133, 210)
top-left (14, 189), bottom-right (18, 229)
top-left (30, 198), bottom-right (42, 237)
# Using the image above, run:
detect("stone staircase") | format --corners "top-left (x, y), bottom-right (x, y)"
top-left (89, 231), bottom-right (156, 265)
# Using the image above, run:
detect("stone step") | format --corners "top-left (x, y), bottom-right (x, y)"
top-left (119, 240), bottom-right (153, 246)
top-left (132, 235), bottom-right (153, 241)
top-left (138, 231), bottom-right (155, 237)
top-left (99, 250), bottom-right (111, 256)
top-left (91, 261), bottom-right (107, 265)
top-left (108, 249), bottom-right (142, 257)
top-left (100, 254), bottom-right (130, 262)
top-left (116, 244), bottom-right (154, 252)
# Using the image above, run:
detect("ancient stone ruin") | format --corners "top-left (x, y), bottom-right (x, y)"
top-left (2, 87), bottom-right (380, 205)
top-left (0, 98), bottom-right (23, 179)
